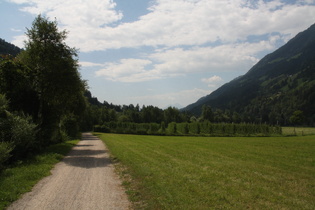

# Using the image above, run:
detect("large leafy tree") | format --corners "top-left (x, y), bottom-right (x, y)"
top-left (19, 15), bottom-right (86, 143)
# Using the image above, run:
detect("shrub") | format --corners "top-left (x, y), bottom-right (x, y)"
top-left (167, 122), bottom-right (177, 135)
top-left (0, 142), bottom-right (13, 171)
top-left (0, 94), bottom-right (38, 161)
top-left (189, 122), bottom-right (200, 134)
top-left (148, 123), bottom-right (160, 135)
top-left (63, 115), bottom-right (81, 139)
top-left (176, 123), bottom-right (189, 135)
top-left (8, 113), bottom-right (38, 159)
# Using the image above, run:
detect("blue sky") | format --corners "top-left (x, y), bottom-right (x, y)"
top-left (1, 0), bottom-right (315, 108)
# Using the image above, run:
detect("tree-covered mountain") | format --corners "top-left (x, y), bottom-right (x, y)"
top-left (183, 23), bottom-right (315, 126)
top-left (0, 38), bottom-right (21, 56)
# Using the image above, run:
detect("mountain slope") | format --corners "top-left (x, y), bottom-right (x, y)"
top-left (183, 23), bottom-right (315, 125)
top-left (0, 38), bottom-right (21, 56)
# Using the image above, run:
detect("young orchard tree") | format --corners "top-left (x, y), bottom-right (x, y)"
top-left (19, 15), bottom-right (86, 143)
top-left (201, 105), bottom-right (214, 122)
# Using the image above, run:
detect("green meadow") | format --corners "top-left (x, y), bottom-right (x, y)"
top-left (96, 133), bottom-right (315, 209)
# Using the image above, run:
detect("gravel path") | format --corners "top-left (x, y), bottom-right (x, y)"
top-left (8, 133), bottom-right (130, 210)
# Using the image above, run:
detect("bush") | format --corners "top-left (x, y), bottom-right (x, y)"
top-left (8, 113), bottom-right (38, 159)
top-left (167, 122), bottom-right (177, 135)
top-left (148, 123), bottom-right (160, 135)
top-left (0, 142), bottom-right (13, 171)
top-left (0, 94), bottom-right (38, 161)
top-left (189, 122), bottom-right (200, 134)
top-left (63, 115), bottom-right (81, 139)
top-left (177, 123), bottom-right (189, 135)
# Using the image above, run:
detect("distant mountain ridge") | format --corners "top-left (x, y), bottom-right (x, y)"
top-left (0, 38), bottom-right (22, 56)
top-left (183, 23), bottom-right (315, 125)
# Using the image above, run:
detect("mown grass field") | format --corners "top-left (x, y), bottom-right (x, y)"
top-left (282, 127), bottom-right (315, 136)
top-left (96, 133), bottom-right (315, 209)
top-left (0, 140), bottom-right (79, 210)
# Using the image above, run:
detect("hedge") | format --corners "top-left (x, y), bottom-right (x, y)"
top-left (94, 122), bottom-right (282, 136)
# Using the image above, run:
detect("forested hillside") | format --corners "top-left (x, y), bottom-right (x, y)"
top-left (183, 23), bottom-right (315, 126)
top-left (0, 38), bottom-right (21, 56)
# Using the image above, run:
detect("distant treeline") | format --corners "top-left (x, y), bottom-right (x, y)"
top-left (94, 122), bottom-right (282, 136)
top-left (82, 92), bottom-right (290, 133)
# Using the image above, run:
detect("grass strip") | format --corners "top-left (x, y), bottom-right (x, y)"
top-left (0, 139), bottom-right (79, 210)
top-left (96, 133), bottom-right (315, 209)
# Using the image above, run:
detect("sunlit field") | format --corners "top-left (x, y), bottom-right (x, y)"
top-left (282, 127), bottom-right (315, 136)
top-left (96, 133), bottom-right (315, 209)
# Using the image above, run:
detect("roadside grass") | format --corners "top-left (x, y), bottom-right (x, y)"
top-left (96, 133), bottom-right (315, 209)
top-left (0, 140), bottom-right (79, 210)
top-left (282, 127), bottom-right (315, 136)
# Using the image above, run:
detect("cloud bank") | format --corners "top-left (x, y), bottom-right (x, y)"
top-left (8, 0), bottom-right (315, 107)
top-left (9, 0), bottom-right (315, 83)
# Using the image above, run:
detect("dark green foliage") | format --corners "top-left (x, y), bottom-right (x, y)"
top-left (94, 121), bottom-right (281, 136)
top-left (189, 122), bottom-right (200, 134)
top-left (82, 94), bottom-right (192, 130)
top-left (201, 105), bottom-right (214, 122)
top-left (176, 123), bottom-right (189, 135)
top-left (166, 122), bottom-right (177, 135)
top-left (0, 38), bottom-right (21, 56)
top-left (0, 142), bottom-right (13, 170)
top-left (0, 16), bottom-right (86, 169)
top-left (0, 94), bottom-right (38, 168)
top-left (0, 59), bottom-right (39, 118)
top-left (7, 113), bottom-right (38, 159)
top-left (62, 115), bottom-right (81, 139)
top-left (94, 122), bottom-right (162, 135)
top-left (16, 15), bottom-right (86, 144)
top-left (289, 110), bottom-right (305, 125)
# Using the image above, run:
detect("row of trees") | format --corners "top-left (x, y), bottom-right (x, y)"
top-left (0, 15), bottom-right (86, 168)
top-left (94, 121), bottom-right (282, 136)
top-left (82, 94), bottom-right (291, 132)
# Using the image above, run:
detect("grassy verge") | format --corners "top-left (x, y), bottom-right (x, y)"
top-left (282, 127), bottom-right (315, 136)
top-left (0, 139), bottom-right (79, 210)
top-left (96, 133), bottom-right (315, 209)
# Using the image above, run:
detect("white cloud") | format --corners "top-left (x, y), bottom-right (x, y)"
top-left (202, 75), bottom-right (222, 83)
top-left (10, 0), bottom-right (315, 52)
top-left (128, 88), bottom-right (211, 108)
top-left (94, 39), bottom-right (278, 82)
top-left (10, 28), bottom-right (22, 32)
top-left (79, 61), bottom-right (105, 67)
top-left (10, 0), bottom-right (122, 27)
top-left (202, 75), bottom-right (223, 88)
top-left (8, 0), bottom-right (315, 84)
top-left (11, 34), bottom-right (26, 48)
top-left (95, 58), bottom-right (154, 82)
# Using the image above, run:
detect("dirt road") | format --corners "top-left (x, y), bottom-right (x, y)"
top-left (8, 133), bottom-right (130, 210)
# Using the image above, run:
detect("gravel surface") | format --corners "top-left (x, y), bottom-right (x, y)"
top-left (8, 133), bottom-right (130, 210)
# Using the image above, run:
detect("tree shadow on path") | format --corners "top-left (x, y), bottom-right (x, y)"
top-left (62, 133), bottom-right (111, 169)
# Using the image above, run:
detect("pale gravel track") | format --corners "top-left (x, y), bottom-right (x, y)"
top-left (8, 133), bottom-right (130, 210)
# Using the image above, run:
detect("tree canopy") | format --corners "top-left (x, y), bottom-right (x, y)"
top-left (1, 15), bottom-right (86, 146)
